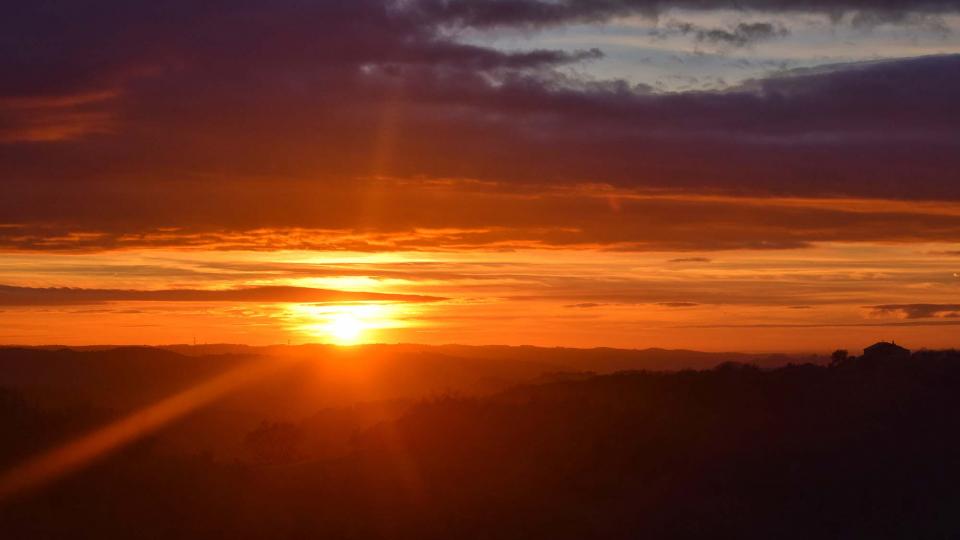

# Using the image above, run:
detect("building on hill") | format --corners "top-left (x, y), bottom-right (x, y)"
top-left (862, 341), bottom-right (911, 361)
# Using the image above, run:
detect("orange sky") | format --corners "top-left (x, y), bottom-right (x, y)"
top-left (2, 236), bottom-right (959, 352)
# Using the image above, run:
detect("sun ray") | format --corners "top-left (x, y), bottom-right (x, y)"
top-left (0, 357), bottom-right (298, 502)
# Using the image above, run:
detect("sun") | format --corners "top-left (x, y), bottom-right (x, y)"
top-left (324, 312), bottom-right (366, 345)
top-left (292, 304), bottom-right (388, 345)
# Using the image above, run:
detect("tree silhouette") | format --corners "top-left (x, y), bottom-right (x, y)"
top-left (243, 421), bottom-right (304, 465)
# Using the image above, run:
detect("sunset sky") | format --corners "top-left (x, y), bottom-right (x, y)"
top-left (2, 0), bottom-right (960, 351)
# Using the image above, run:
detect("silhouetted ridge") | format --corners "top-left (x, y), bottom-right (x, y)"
top-left (2, 344), bottom-right (960, 538)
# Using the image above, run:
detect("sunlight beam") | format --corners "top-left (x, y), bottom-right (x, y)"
top-left (0, 357), bottom-right (296, 503)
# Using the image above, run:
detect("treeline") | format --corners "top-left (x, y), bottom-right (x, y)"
top-left (2, 348), bottom-right (960, 538)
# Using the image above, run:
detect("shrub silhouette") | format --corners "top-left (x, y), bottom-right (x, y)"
top-left (243, 421), bottom-right (305, 465)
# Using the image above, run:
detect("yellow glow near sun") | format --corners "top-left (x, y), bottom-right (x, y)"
top-left (289, 303), bottom-right (412, 345)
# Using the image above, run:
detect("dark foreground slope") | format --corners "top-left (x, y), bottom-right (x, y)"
top-left (2, 348), bottom-right (960, 539)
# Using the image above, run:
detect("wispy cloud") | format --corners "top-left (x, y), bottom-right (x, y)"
top-left (0, 284), bottom-right (444, 307)
top-left (669, 257), bottom-right (712, 263)
top-left (653, 20), bottom-right (790, 49)
top-left (4, 186), bottom-right (960, 253)
top-left (868, 304), bottom-right (960, 319)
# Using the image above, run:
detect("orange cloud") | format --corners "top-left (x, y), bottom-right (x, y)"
top-left (3, 182), bottom-right (960, 253)
top-left (0, 91), bottom-right (117, 142)
top-left (0, 284), bottom-right (444, 306)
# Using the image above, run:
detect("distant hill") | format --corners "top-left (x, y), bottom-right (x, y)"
top-left (156, 342), bottom-right (820, 370)
top-left (0, 344), bottom-right (823, 460)
top-left (3, 347), bottom-right (960, 539)
top-left (0, 343), bottom-right (823, 411)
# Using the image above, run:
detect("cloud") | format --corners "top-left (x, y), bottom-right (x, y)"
top-left (408, 0), bottom-right (960, 29)
top-left (0, 284), bottom-right (445, 307)
top-left (657, 21), bottom-right (790, 49)
top-left (4, 49), bottom-right (958, 203)
top-left (0, 91), bottom-right (118, 142)
top-left (4, 183), bottom-right (960, 252)
top-left (1, 1), bottom-right (959, 252)
top-left (565, 301), bottom-right (699, 308)
top-left (849, 9), bottom-right (953, 30)
top-left (680, 320), bottom-right (960, 328)
top-left (669, 257), bottom-right (712, 263)
top-left (868, 304), bottom-right (960, 319)
top-left (697, 22), bottom-right (790, 47)
top-left (509, 264), bottom-right (947, 306)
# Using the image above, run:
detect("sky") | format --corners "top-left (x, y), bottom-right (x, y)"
top-left (2, 0), bottom-right (960, 352)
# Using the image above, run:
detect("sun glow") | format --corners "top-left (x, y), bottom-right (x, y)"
top-left (290, 303), bottom-right (411, 345)
top-left (325, 312), bottom-right (366, 344)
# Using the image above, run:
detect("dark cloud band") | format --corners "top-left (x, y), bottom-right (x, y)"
top-left (869, 304), bottom-right (960, 319)
top-left (0, 285), bottom-right (444, 307)
top-left (409, 0), bottom-right (960, 28)
top-left (2, 1), bottom-right (959, 248)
